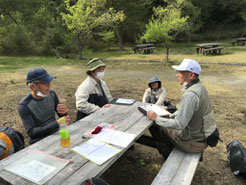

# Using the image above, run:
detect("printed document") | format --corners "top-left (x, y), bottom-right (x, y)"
top-left (71, 138), bottom-right (121, 165)
top-left (93, 129), bottom-right (136, 148)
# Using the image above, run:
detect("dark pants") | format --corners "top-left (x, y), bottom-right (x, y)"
top-left (137, 123), bottom-right (207, 159)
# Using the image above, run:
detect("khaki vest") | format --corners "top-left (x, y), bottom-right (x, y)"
top-left (179, 82), bottom-right (216, 141)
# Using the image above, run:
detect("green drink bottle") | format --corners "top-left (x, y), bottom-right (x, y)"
top-left (59, 118), bottom-right (70, 147)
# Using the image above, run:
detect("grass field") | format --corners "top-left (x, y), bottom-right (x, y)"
top-left (0, 42), bottom-right (246, 184)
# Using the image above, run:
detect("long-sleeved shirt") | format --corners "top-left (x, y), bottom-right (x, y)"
top-left (18, 90), bottom-right (66, 144)
top-left (75, 75), bottom-right (113, 115)
top-left (155, 89), bottom-right (200, 130)
top-left (142, 87), bottom-right (166, 105)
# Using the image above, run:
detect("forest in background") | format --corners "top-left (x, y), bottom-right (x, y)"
top-left (1, 0), bottom-right (246, 56)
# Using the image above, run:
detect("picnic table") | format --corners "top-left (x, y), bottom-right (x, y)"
top-left (132, 43), bottom-right (156, 54)
top-left (0, 101), bottom-right (153, 185)
top-left (196, 43), bottom-right (224, 55)
top-left (232, 38), bottom-right (246, 46)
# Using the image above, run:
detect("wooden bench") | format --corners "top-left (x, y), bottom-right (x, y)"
top-left (232, 38), bottom-right (246, 46)
top-left (151, 148), bottom-right (202, 185)
top-left (203, 46), bottom-right (224, 55)
top-left (132, 44), bottom-right (156, 54)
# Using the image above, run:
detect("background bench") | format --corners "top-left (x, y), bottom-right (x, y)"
top-left (151, 148), bottom-right (202, 185)
top-left (132, 43), bottom-right (156, 54)
top-left (203, 46), bottom-right (224, 55)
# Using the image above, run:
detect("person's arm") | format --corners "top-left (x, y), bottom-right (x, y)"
top-left (155, 88), bottom-right (166, 105)
top-left (18, 104), bottom-right (59, 140)
top-left (75, 84), bottom-right (100, 114)
top-left (142, 89), bottom-right (150, 103)
top-left (52, 91), bottom-right (67, 117)
top-left (149, 92), bottom-right (199, 130)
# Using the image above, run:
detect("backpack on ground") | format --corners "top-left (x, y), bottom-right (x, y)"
top-left (0, 122), bottom-right (25, 160)
top-left (227, 139), bottom-right (246, 178)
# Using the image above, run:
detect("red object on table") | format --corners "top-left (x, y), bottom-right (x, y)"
top-left (91, 126), bottom-right (103, 134)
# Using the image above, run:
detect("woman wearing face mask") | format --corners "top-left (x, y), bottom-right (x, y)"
top-left (75, 58), bottom-right (113, 120)
top-left (142, 77), bottom-right (166, 106)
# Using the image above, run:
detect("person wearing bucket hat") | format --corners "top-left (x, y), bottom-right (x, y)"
top-left (143, 59), bottom-right (217, 158)
top-left (142, 76), bottom-right (166, 105)
top-left (75, 58), bottom-right (113, 120)
top-left (18, 68), bottom-right (69, 144)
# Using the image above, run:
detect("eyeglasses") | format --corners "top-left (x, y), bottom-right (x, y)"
top-left (35, 81), bottom-right (51, 86)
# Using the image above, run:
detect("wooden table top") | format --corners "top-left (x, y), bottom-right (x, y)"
top-left (196, 43), bottom-right (221, 47)
top-left (236, 38), bottom-right (246, 41)
top-left (0, 101), bottom-right (152, 185)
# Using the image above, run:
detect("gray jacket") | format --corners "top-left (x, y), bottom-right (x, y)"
top-left (156, 79), bottom-right (216, 141)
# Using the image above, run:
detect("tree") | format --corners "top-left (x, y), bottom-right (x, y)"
top-left (61, 0), bottom-right (125, 58)
top-left (140, 0), bottom-right (188, 62)
top-left (181, 0), bottom-right (201, 44)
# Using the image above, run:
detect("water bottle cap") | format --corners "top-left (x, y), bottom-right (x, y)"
top-left (61, 117), bottom-right (66, 123)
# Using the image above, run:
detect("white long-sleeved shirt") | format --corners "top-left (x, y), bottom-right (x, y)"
top-left (142, 88), bottom-right (166, 105)
top-left (75, 75), bottom-right (113, 114)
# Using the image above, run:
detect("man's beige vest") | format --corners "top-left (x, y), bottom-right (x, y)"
top-left (179, 82), bottom-right (216, 141)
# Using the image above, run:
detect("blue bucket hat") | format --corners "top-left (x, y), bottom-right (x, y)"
top-left (148, 76), bottom-right (161, 88)
top-left (26, 68), bottom-right (56, 84)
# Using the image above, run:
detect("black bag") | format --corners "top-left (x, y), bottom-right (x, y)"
top-left (80, 177), bottom-right (109, 185)
top-left (0, 122), bottom-right (25, 160)
top-left (76, 94), bottom-right (108, 121)
top-left (206, 128), bottom-right (222, 147)
top-left (227, 140), bottom-right (246, 177)
top-left (164, 101), bottom-right (177, 114)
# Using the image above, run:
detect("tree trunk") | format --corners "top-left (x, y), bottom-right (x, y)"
top-left (116, 27), bottom-right (124, 51)
top-left (77, 33), bottom-right (83, 59)
top-left (165, 44), bottom-right (169, 62)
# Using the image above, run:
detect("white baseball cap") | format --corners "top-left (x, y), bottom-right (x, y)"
top-left (172, 59), bottom-right (201, 75)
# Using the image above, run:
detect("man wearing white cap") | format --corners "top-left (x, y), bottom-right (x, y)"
top-left (146, 59), bottom-right (217, 158)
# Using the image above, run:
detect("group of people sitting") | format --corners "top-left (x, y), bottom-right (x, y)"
top-left (17, 58), bottom-right (217, 159)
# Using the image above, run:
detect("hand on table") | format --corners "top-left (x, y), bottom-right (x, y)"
top-left (102, 104), bottom-right (110, 108)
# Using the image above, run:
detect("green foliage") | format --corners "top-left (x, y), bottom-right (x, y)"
top-left (62, 0), bottom-right (125, 56)
top-left (140, 0), bottom-right (188, 44)
top-left (98, 31), bottom-right (116, 48)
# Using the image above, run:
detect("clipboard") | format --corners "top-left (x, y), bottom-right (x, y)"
top-left (138, 104), bottom-right (171, 117)
top-left (110, 98), bottom-right (136, 105)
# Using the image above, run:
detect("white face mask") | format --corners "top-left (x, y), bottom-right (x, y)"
top-left (36, 91), bottom-right (49, 97)
top-left (96, 72), bottom-right (105, 80)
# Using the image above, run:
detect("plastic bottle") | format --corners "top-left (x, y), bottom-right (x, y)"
top-left (59, 117), bottom-right (70, 147)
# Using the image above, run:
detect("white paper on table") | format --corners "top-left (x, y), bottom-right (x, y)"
top-left (115, 98), bottom-right (135, 104)
top-left (12, 160), bottom-right (56, 182)
top-left (71, 138), bottom-right (121, 166)
top-left (4, 150), bottom-right (69, 185)
top-left (140, 104), bottom-right (170, 116)
top-left (93, 129), bottom-right (136, 148)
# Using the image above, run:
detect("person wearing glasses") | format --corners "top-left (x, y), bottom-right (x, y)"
top-left (18, 68), bottom-right (69, 144)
